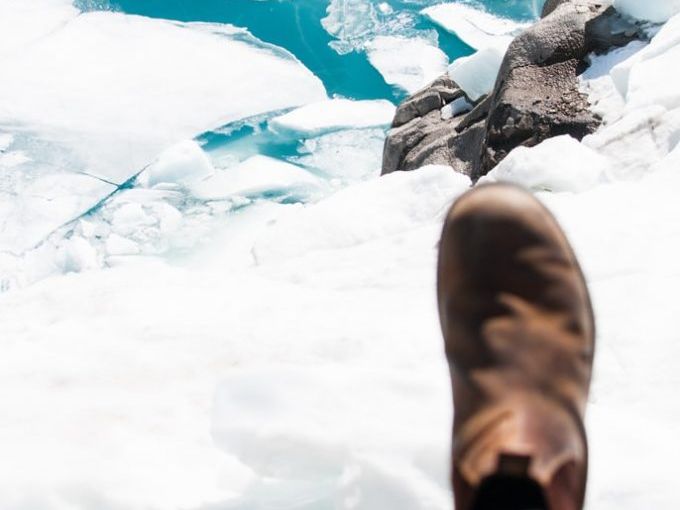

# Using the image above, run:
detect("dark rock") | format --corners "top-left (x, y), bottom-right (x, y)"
top-left (381, 0), bottom-right (643, 179)
top-left (455, 95), bottom-right (492, 133)
top-left (391, 75), bottom-right (463, 128)
top-left (382, 74), bottom-right (470, 174)
top-left (478, 0), bottom-right (642, 176)
top-left (541, 0), bottom-right (570, 17)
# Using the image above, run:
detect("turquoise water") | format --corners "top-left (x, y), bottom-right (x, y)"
top-left (105, 0), bottom-right (478, 102)
top-left (88, 0), bottom-right (542, 102)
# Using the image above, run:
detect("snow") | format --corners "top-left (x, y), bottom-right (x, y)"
top-left (613, 0), bottom-right (680, 23)
top-left (253, 165), bottom-right (471, 262)
top-left (292, 128), bottom-right (386, 182)
top-left (448, 41), bottom-right (509, 101)
top-left (190, 155), bottom-right (323, 201)
top-left (0, 11), bottom-right (325, 183)
top-left (2, 2), bottom-right (680, 510)
top-left (0, 0), bottom-right (77, 57)
top-left (366, 36), bottom-right (449, 94)
top-left (481, 135), bottom-right (611, 192)
top-left (610, 13), bottom-right (680, 110)
top-left (0, 133), bottom-right (14, 151)
top-left (0, 0), bottom-right (325, 259)
top-left (321, 0), bottom-right (423, 56)
top-left (582, 14), bottom-right (680, 179)
top-left (422, 3), bottom-right (528, 50)
top-left (138, 140), bottom-right (214, 188)
top-left (0, 167), bottom-right (114, 254)
top-left (269, 99), bottom-right (396, 137)
top-left (441, 96), bottom-right (472, 120)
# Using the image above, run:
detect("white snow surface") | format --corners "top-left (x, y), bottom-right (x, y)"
top-left (481, 135), bottom-right (610, 192)
top-left (610, 14), bottom-right (680, 110)
top-left (422, 3), bottom-right (528, 50)
top-left (448, 41), bottom-right (509, 101)
top-left (190, 155), bottom-right (324, 201)
top-left (138, 140), bottom-right (215, 188)
top-left (269, 99), bottom-right (396, 137)
top-left (613, 0), bottom-right (680, 22)
top-left (2, 6), bottom-right (680, 510)
top-left (0, 0), bottom-right (325, 257)
top-left (366, 35), bottom-right (449, 94)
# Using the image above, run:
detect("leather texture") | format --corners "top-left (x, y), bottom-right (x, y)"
top-left (437, 184), bottom-right (595, 510)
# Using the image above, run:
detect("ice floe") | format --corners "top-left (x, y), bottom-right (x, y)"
top-left (0, 11), bottom-right (325, 183)
top-left (190, 155), bottom-right (323, 201)
top-left (0, 0), bottom-right (78, 57)
top-left (292, 128), bottom-right (386, 182)
top-left (448, 41), bottom-right (508, 101)
top-left (138, 140), bottom-right (215, 188)
top-left (365, 36), bottom-right (449, 94)
top-left (322, 0), bottom-right (425, 56)
top-left (0, 1), bottom-right (326, 260)
top-left (422, 3), bottom-right (528, 50)
top-left (269, 99), bottom-right (396, 137)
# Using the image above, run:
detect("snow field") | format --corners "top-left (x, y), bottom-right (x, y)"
top-left (2, 3), bottom-right (680, 510)
top-left (0, 0), bottom-right (326, 263)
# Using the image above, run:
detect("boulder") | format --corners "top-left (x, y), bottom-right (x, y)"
top-left (381, 0), bottom-right (642, 179)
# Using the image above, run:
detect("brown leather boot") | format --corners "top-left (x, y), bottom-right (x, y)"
top-left (437, 184), bottom-right (595, 510)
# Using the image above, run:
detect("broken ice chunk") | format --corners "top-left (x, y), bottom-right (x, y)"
top-left (269, 99), bottom-right (395, 137)
top-left (448, 41), bottom-right (509, 101)
top-left (190, 156), bottom-right (323, 201)
top-left (138, 140), bottom-right (214, 188)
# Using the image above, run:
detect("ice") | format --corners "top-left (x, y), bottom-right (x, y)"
top-left (2, 2), bottom-right (680, 510)
top-left (292, 128), bottom-right (386, 182)
top-left (0, 1), bottom-right (326, 261)
top-left (269, 99), bottom-right (396, 137)
top-left (0, 0), bottom-right (78, 57)
top-left (576, 20), bottom-right (680, 180)
top-left (579, 41), bottom-right (648, 123)
top-left (448, 41), bottom-right (509, 101)
top-left (138, 140), bottom-right (214, 188)
top-left (365, 36), bottom-right (449, 94)
top-left (190, 155), bottom-right (324, 201)
top-left (3, 154), bottom-right (680, 509)
top-left (441, 96), bottom-right (473, 120)
top-left (0, 11), bottom-right (326, 184)
top-left (0, 133), bottom-right (14, 151)
top-left (253, 165), bottom-right (471, 263)
top-left (422, 3), bottom-right (528, 50)
top-left (322, 0), bottom-right (422, 56)
top-left (322, 0), bottom-right (382, 55)
top-left (610, 14), bottom-right (680, 101)
top-left (481, 135), bottom-right (611, 192)
top-left (105, 233), bottom-right (140, 256)
top-left (613, 0), bottom-right (680, 23)
top-left (213, 366), bottom-right (452, 509)
top-left (0, 168), bottom-right (114, 254)
top-left (609, 14), bottom-right (680, 111)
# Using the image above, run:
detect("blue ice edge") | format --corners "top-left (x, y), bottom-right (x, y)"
top-left (29, 107), bottom-right (390, 255)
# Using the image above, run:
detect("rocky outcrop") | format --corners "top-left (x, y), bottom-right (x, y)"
top-left (381, 0), bottom-right (642, 179)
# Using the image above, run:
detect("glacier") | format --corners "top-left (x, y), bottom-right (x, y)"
top-left (1, 1), bottom-right (680, 509)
